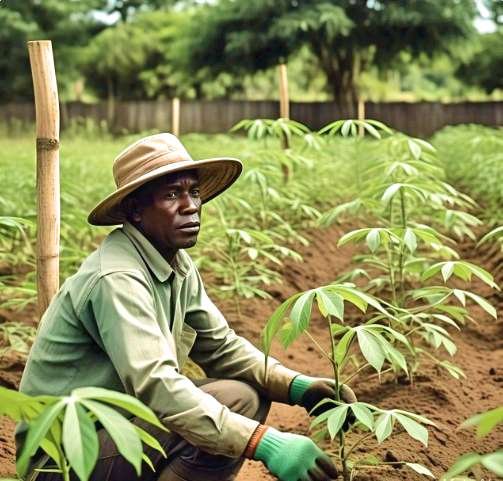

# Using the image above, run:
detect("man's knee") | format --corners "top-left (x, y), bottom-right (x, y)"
top-left (200, 379), bottom-right (270, 422)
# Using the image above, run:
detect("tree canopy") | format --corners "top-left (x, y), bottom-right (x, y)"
top-left (175, 0), bottom-right (477, 106)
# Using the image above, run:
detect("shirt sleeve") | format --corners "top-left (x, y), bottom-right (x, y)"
top-left (87, 271), bottom-right (259, 458)
top-left (185, 266), bottom-right (300, 404)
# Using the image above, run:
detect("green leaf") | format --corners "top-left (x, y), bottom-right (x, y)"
top-left (403, 228), bottom-right (417, 253)
top-left (408, 139), bottom-right (422, 160)
top-left (356, 329), bottom-right (385, 372)
top-left (481, 451), bottom-right (503, 476)
top-left (16, 400), bottom-right (66, 476)
top-left (464, 291), bottom-right (497, 319)
top-left (335, 330), bottom-right (355, 365)
top-left (316, 289), bottom-right (344, 320)
top-left (405, 463), bottom-right (434, 477)
top-left (394, 413), bottom-right (429, 446)
top-left (290, 290), bottom-right (315, 331)
top-left (351, 403), bottom-right (374, 430)
top-left (80, 399), bottom-right (143, 476)
top-left (341, 120), bottom-right (352, 137)
top-left (63, 401), bottom-right (99, 481)
top-left (327, 405), bottom-right (349, 439)
top-left (462, 406), bottom-right (503, 437)
top-left (278, 321), bottom-right (301, 349)
top-left (366, 229), bottom-right (381, 252)
top-left (142, 453), bottom-right (155, 472)
top-left (262, 293), bottom-right (301, 354)
top-left (381, 183), bottom-right (402, 204)
top-left (73, 387), bottom-right (165, 430)
top-left (375, 412), bottom-right (394, 443)
top-left (441, 262), bottom-right (455, 282)
top-left (135, 425), bottom-right (167, 458)
top-left (443, 453), bottom-right (481, 479)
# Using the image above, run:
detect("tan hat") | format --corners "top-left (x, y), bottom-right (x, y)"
top-left (88, 133), bottom-right (242, 226)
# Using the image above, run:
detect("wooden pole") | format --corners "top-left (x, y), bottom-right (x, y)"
top-left (357, 97), bottom-right (365, 137)
top-left (278, 64), bottom-right (290, 120)
top-left (28, 40), bottom-right (60, 319)
top-left (172, 97), bottom-right (180, 137)
top-left (278, 63), bottom-right (291, 181)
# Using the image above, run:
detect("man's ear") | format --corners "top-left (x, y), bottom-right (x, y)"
top-left (122, 196), bottom-right (142, 224)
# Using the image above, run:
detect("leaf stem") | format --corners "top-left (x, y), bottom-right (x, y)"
top-left (344, 432), bottom-right (374, 460)
top-left (327, 316), bottom-right (349, 481)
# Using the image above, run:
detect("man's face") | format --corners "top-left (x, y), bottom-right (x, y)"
top-left (133, 170), bottom-right (202, 258)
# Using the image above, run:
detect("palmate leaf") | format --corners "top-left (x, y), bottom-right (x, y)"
top-left (443, 451), bottom-right (503, 479)
top-left (462, 406), bottom-right (503, 437)
top-left (262, 292), bottom-right (302, 355)
top-left (290, 290), bottom-right (316, 331)
top-left (351, 403), bottom-right (374, 430)
top-left (394, 413), bottom-right (429, 446)
top-left (375, 412), bottom-right (394, 443)
top-left (315, 288), bottom-right (344, 320)
top-left (327, 405), bottom-right (349, 439)
top-left (335, 330), bottom-right (355, 365)
top-left (422, 261), bottom-right (499, 289)
top-left (80, 399), bottom-right (143, 476)
top-left (405, 463), bottom-right (435, 478)
top-left (16, 400), bottom-right (66, 477)
top-left (62, 401), bottom-right (99, 481)
top-left (356, 329), bottom-right (385, 372)
top-left (73, 387), bottom-right (165, 430)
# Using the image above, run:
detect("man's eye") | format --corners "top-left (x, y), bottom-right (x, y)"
top-left (165, 191), bottom-right (177, 199)
top-left (191, 188), bottom-right (201, 197)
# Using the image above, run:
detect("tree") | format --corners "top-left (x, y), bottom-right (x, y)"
top-left (174, 0), bottom-right (477, 107)
top-left (81, 11), bottom-right (193, 101)
top-left (456, 32), bottom-right (503, 93)
top-left (0, 0), bottom-right (105, 101)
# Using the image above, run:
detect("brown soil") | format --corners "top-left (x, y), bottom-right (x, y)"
top-left (1, 223), bottom-right (502, 480)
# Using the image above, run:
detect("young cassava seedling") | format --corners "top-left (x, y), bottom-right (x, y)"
top-left (263, 283), bottom-right (436, 481)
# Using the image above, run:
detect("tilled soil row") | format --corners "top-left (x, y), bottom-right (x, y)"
top-left (1, 223), bottom-right (502, 480)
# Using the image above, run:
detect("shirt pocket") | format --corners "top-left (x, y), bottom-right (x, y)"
top-left (176, 323), bottom-right (197, 368)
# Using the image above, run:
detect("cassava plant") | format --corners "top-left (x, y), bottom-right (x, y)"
top-left (0, 386), bottom-right (167, 481)
top-left (442, 406), bottom-right (503, 480)
top-left (318, 120), bottom-right (499, 380)
top-left (263, 283), bottom-right (435, 481)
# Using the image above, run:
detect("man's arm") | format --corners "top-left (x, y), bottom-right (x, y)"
top-left (185, 266), bottom-right (300, 403)
top-left (87, 271), bottom-right (258, 457)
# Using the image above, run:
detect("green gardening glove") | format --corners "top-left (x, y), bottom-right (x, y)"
top-left (254, 427), bottom-right (338, 481)
top-left (290, 375), bottom-right (357, 423)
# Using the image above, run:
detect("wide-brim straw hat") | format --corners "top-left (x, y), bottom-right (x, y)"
top-left (88, 133), bottom-right (242, 226)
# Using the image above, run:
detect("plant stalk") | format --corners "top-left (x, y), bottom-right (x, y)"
top-left (327, 316), bottom-right (350, 481)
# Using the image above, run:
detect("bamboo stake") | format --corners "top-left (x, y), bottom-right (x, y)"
top-left (278, 63), bottom-right (290, 181)
top-left (278, 63), bottom-right (290, 120)
top-left (357, 97), bottom-right (365, 137)
top-left (172, 97), bottom-right (180, 137)
top-left (28, 40), bottom-right (60, 319)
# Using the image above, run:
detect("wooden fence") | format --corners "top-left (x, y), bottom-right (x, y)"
top-left (1, 99), bottom-right (503, 137)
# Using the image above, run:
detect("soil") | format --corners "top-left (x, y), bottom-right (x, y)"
top-left (1, 223), bottom-right (502, 480)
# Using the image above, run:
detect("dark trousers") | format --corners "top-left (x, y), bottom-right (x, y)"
top-left (34, 379), bottom-right (270, 481)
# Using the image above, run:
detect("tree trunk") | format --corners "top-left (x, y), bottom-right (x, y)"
top-left (311, 41), bottom-right (359, 114)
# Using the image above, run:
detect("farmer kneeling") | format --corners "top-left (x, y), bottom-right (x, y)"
top-left (18, 134), bottom-right (356, 481)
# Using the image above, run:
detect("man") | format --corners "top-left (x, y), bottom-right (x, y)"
top-left (18, 133), bottom-right (355, 481)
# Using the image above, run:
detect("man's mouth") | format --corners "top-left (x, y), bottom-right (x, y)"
top-left (177, 221), bottom-right (200, 233)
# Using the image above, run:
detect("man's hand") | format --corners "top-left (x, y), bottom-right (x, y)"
top-left (301, 380), bottom-right (357, 416)
top-left (253, 427), bottom-right (338, 481)
top-left (290, 375), bottom-right (357, 429)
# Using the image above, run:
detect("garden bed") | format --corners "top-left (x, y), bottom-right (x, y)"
top-left (1, 222), bottom-right (501, 480)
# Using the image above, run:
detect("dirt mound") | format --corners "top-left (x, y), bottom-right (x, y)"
top-left (1, 223), bottom-right (502, 480)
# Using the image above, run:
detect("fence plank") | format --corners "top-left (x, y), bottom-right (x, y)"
top-left (1, 100), bottom-right (502, 137)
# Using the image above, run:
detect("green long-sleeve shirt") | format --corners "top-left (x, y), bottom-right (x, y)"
top-left (18, 222), bottom-right (299, 457)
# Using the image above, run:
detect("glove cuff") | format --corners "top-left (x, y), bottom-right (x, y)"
top-left (289, 374), bottom-right (316, 405)
top-left (253, 427), bottom-right (285, 462)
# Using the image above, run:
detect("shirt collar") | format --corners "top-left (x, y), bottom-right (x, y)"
top-left (122, 222), bottom-right (191, 282)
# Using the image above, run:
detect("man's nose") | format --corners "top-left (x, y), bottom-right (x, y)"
top-left (179, 193), bottom-right (199, 214)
